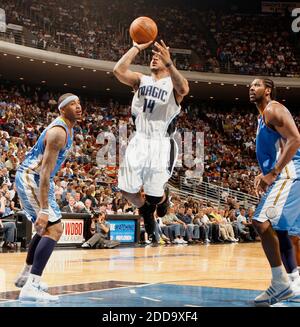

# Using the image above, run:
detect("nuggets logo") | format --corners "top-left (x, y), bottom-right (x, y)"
top-left (265, 206), bottom-right (278, 219)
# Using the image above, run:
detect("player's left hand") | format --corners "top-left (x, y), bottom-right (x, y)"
top-left (255, 172), bottom-right (276, 194)
top-left (35, 212), bottom-right (49, 235)
top-left (152, 40), bottom-right (171, 66)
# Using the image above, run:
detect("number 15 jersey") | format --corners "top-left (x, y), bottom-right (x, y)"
top-left (131, 75), bottom-right (181, 138)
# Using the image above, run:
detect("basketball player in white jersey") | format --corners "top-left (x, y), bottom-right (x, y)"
top-left (113, 40), bottom-right (189, 242)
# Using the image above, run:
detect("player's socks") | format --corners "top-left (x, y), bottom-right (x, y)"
top-left (288, 269), bottom-right (300, 282)
top-left (271, 265), bottom-right (289, 285)
top-left (27, 273), bottom-right (41, 285)
top-left (156, 187), bottom-right (170, 218)
top-left (31, 237), bottom-right (57, 276)
top-left (139, 201), bottom-right (156, 241)
top-left (26, 233), bottom-right (42, 265)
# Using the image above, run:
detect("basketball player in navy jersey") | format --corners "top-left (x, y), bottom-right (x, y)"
top-left (14, 93), bottom-right (82, 301)
top-left (113, 40), bottom-right (189, 242)
top-left (249, 78), bottom-right (300, 306)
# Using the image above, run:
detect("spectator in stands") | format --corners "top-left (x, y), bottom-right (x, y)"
top-left (246, 207), bottom-right (260, 241)
top-left (237, 208), bottom-right (253, 242)
top-left (193, 210), bottom-right (212, 243)
top-left (62, 196), bottom-right (87, 214)
top-left (177, 206), bottom-right (200, 243)
top-left (0, 193), bottom-right (16, 249)
top-left (161, 207), bottom-right (187, 244)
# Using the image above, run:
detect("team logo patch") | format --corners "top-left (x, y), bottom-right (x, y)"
top-left (265, 206), bottom-right (278, 219)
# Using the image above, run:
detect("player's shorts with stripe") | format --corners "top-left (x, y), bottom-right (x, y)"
top-left (253, 177), bottom-right (300, 236)
top-left (15, 170), bottom-right (61, 223)
top-left (118, 133), bottom-right (178, 197)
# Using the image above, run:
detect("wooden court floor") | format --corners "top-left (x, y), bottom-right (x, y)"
top-left (0, 242), bottom-right (272, 294)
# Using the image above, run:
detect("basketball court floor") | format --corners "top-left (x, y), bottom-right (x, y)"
top-left (0, 242), bottom-right (299, 307)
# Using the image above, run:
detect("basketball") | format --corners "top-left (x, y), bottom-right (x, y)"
top-left (129, 16), bottom-right (158, 44)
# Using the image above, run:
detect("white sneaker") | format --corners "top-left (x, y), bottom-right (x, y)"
top-left (15, 274), bottom-right (48, 291)
top-left (287, 278), bottom-right (300, 302)
top-left (81, 242), bottom-right (91, 248)
top-left (180, 239), bottom-right (188, 244)
top-left (15, 274), bottom-right (48, 292)
top-left (254, 283), bottom-right (293, 306)
top-left (19, 282), bottom-right (59, 302)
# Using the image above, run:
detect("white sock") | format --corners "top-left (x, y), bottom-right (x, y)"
top-left (28, 273), bottom-right (41, 285)
top-left (271, 265), bottom-right (289, 286)
top-left (21, 264), bottom-right (31, 276)
top-left (288, 270), bottom-right (300, 283)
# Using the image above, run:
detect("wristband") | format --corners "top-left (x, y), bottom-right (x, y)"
top-left (165, 61), bottom-right (173, 68)
top-left (39, 209), bottom-right (49, 215)
top-left (270, 166), bottom-right (280, 177)
top-left (133, 45), bottom-right (141, 53)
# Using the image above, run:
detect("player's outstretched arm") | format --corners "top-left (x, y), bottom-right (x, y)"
top-left (152, 40), bottom-right (189, 101)
top-left (113, 41), bottom-right (152, 89)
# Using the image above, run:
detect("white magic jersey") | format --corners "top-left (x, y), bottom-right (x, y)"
top-left (131, 75), bottom-right (180, 137)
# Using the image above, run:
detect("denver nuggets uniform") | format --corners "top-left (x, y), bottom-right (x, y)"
top-left (15, 117), bottom-right (73, 223)
top-left (118, 75), bottom-right (180, 196)
top-left (253, 101), bottom-right (300, 236)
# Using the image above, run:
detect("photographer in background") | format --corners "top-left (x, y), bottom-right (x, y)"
top-left (0, 191), bottom-right (16, 249)
top-left (81, 211), bottom-right (111, 248)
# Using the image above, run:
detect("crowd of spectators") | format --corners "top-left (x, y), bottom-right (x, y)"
top-left (206, 12), bottom-right (300, 77)
top-left (1, 0), bottom-right (300, 76)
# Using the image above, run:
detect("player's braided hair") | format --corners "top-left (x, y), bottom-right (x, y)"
top-left (262, 78), bottom-right (276, 100)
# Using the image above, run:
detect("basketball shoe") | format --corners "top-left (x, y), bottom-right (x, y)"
top-left (254, 283), bottom-right (293, 306)
top-left (19, 281), bottom-right (59, 302)
top-left (286, 273), bottom-right (300, 302)
top-left (15, 272), bottom-right (48, 291)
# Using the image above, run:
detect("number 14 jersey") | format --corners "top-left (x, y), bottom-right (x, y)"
top-left (131, 75), bottom-right (181, 138)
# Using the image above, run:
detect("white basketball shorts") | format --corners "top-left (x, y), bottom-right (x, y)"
top-left (118, 133), bottom-right (178, 197)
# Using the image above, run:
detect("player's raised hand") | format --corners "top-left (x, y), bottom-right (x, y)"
top-left (133, 40), bottom-right (153, 51)
top-left (152, 40), bottom-right (171, 66)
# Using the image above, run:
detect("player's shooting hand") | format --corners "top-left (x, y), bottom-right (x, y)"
top-left (133, 40), bottom-right (153, 51)
top-left (152, 40), bottom-right (171, 66)
top-left (35, 211), bottom-right (49, 235)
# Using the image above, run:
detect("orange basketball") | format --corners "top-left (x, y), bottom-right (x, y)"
top-left (129, 16), bottom-right (158, 44)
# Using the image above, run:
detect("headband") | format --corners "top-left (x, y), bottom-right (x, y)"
top-left (58, 95), bottom-right (79, 110)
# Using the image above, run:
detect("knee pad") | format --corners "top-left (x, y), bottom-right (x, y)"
top-left (145, 195), bottom-right (163, 206)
